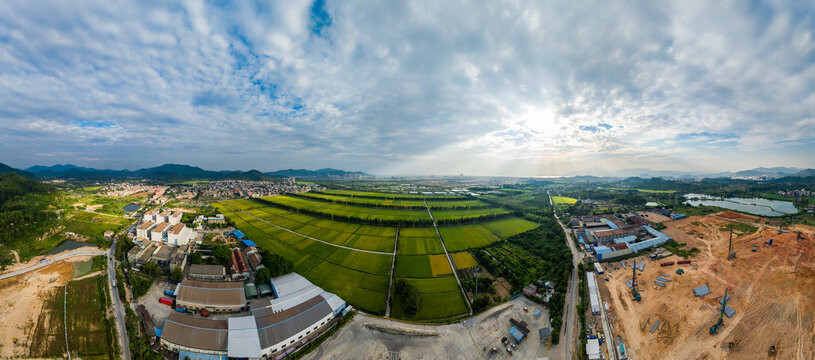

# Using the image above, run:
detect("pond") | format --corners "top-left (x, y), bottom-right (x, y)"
top-left (47, 240), bottom-right (98, 255)
top-left (683, 193), bottom-right (798, 217)
top-left (122, 203), bottom-right (141, 213)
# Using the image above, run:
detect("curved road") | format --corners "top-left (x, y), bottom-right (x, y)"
top-left (549, 191), bottom-right (581, 360)
top-left (0, 250), bottom-right (107, 280)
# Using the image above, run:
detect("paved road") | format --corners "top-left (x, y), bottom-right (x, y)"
top-left (0, 250), bottom-right (107, 280)
top-left (549, 191), bottom-right (581, 360)
top-left (221, 202), bottom-right (394, 255)
top-left (107, 238), bottom-right (130, 360)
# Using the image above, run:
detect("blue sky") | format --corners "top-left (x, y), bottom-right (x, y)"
top-left (1, 0), bottom-right (814, 176)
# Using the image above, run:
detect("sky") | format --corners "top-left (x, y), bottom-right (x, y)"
top-left (1, 1), bottom-right (815, 176)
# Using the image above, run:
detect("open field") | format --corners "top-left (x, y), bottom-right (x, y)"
top-left (216, 199), bottom-right (540, 319)
top-left (298, 192), bottom-right (489, 209)
top-left (64, 210), bottom-right (129, 239)
top-left (214, 201), bottom-right (390, 314)
top-left (439, 217), bottom-right (539, 252)
top-left (451, 251), bottom-right (478, 270)
top-left (0, 253), bottom-right (112, 359)
top-left (322, 189), bottom-right (462, 200)
top-left (598, 213), bottom-right (815, 360)
top-left (262, 195), bottom-right (432, 222)
top-left (390, 276), bottom-right (468, 320)
top-left (551, 195), bottom-right (578, 204)
top-left (430, 207), bottom-right (512, 221)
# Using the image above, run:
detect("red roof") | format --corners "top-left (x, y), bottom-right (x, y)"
top-left (609, 243), bottom-right (629, 251)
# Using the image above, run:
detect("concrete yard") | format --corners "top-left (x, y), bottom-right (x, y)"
top-left (598, 212), bottom-right (815, 360)
top-left (304, 296), bottom-right (553, 360)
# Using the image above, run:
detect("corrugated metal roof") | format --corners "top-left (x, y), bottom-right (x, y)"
top-left (176, 280), bottom-right (246, 308)
top-left (654, 281), bottom-right (665, 287)
top-left (189, 264), bottom-right (225, 276)
top-left (254, 295), bottom-right (333, 351)
top-left (724, 306), bottom-right (736, 318)
top-left (162, 312), bottom-right (228, 352)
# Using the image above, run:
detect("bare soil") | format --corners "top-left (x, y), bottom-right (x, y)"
top-left (598, 212), bottom-right (815, 359)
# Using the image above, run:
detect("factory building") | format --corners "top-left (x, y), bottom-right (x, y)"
top-left (175, 280), bottom-right (248, 313)
top-left (586, 272), bottom-right (600, 315)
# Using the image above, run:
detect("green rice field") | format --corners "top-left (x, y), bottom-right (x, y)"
top-left (299, 192), bottom-right (489, 209)
top-left (215, 193), bottom-right (540, 319)
top-left (262, 195), bottom-right (432, 222)
top-left (440, 217), bottom-right (539, 252)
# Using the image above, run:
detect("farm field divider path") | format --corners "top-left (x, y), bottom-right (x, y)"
top-left (221, 202), bottom-right (394, 255)
top-left (426, 200), bottom-right (472, 315)
top-left (386, 227), bottom-right (399, 317)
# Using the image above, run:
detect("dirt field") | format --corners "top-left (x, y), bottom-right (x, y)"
top-left (303, 296), bottom-right (552, 360)
top-left (0, 261), bottom-right (75, 358)
top-left (636, 211), bottom-right (672, 224)
top-left (599, 212), bottom-right (815, 359)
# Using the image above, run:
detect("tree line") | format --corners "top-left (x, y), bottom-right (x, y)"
top-left (288, 192), bottom-right (493, 210)
top-left (252, 197), bottom-right (516, 227)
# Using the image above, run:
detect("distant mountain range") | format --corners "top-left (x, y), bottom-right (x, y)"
top-left (593, 167), bottom-right (814, 179)
top-left (264, 168), bottom-right (369, 178)
top-left (0, 163), bottom-right (370, 181)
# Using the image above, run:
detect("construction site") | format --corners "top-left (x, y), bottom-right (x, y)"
top-left (597, 211), bottom-right (815, 359)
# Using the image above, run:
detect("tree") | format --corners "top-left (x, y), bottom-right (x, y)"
top-left (188, 251), bottom-right (203, 265)
top-left (0, 247), bottom-right (12, 271)
top-left (472, 294), bottom-right (492, 312)
top-left (141, 260), bottom-right (160, 277)
top-left (260, 252), bottom-right (294, 277)
top-left (170, 266), bottom-right (184, 282)
top-left (394, 276), bottom-right (421, 315)
top-left (255, 267), bottom-right (271, 285)
top-left (212, 245), bottom-right (232, 266)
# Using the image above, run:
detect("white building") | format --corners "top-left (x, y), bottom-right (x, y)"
top-left (151, 222), bottom-right (171, 242)
top-left (167, 223), bottom-right (195, 246)
top-left (168, 211), bottom-right (183, 225)
top-left (136, 221), bottom-right (155, 239)
top-left (142, 209), bottom-right (158, 223)
top-left (586, 338), bottom-right (601, 360)
top-left (587, 272), bottom-right (601, 315)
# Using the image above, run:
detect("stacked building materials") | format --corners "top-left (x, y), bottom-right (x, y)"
top-left (693, 285), bottom-right (711, 297)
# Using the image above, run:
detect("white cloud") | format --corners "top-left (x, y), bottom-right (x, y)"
top-left (0, 0), bottom-right (813, 174)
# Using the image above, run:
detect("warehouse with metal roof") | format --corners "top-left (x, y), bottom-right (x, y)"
top-left (161, 312), bottom-right (229, 356)
top-left (175, 280), bottom-right (247, 312)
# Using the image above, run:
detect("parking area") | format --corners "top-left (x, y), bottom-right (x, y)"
top-left (303, 296), bottom-right (553, 360)
top-left (139, 281), bottom-right (175, 328)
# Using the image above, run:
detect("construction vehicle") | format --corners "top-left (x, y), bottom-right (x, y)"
top-left (765, 238), bottom-right (773, 246)
top-left (797, 231), bottom-right (804, 241)
top-left (726, 339), bottom-right (741, 350)
top-left (768, 344), bottom-right (776, 357)
top-left (710, 288), bottom-right (728, 334)
top-left (632, 261), bottom-right (642, 301)
top-left (676, 268), bottom-right (684, 275)
top-left (727, 227), bottom-right (736, 260)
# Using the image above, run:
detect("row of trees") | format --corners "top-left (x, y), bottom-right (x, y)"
top-left (253, 197), bottom-right (515, 227)
top-left (315, 190), bottom-right (474, 202)
top-left (290, 192), bottom-right (491, 211)
top-left (393, 277), bottom-right (421, 315)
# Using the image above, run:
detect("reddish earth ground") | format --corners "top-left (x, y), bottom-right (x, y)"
top-left (597, 212), bottom-right (815, 359)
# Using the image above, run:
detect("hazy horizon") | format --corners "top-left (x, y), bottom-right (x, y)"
top-left (2, 1), bottom-right (814, 176)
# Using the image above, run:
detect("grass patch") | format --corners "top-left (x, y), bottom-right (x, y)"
top-left (719, 222), bottom-right (758, 234)
top-left (663, 242), bottom-right (701, 258)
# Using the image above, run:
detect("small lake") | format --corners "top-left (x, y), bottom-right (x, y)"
top-left (122, 203), bottom-right (140, 213)
top-left (47, 240), bottom-right (98, 255)
top-left (683, 193), bottom-right (798, 217)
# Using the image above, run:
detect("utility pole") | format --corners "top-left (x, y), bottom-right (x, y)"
top-left (474, 267), bottom-right (480, 298)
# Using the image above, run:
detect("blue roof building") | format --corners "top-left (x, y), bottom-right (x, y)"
top-left (241, 239), bottom-right (257, 247)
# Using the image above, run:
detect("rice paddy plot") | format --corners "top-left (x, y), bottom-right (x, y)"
top-left (342, 233), bottom-right (394, 253)
top-left (394, 255), bottom-right (434, 278)
top-left (325, 248), bottom-right (392, 275)
top-left (397, 236), bottom-right (445, 255)
top-left (552, 196), bottom-right (578, 204)
top-left (390, 276), bottom-right (468, 320)
top-left (429, 254), bottom-right (453, 276)
top-left (451, 252), bottom-right (478, 270)
top-left (430, 207), bottom-right (512, 221)
top-left (305, 261), bottom-right (387, 314)
top-left (438, 217), bottom-right (539, 252)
